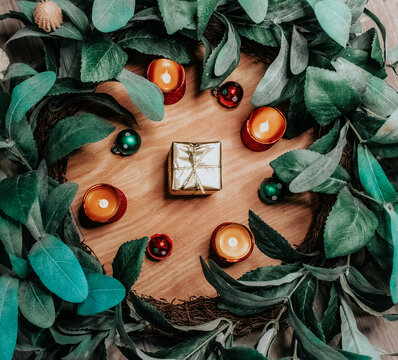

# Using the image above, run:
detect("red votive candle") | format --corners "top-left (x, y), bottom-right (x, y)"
top-left (83, 184), bottom-right (127, 223)
top-left (241, 107), bottom-right (286, 151)
top-left (147, 59), bottom-right (186, 105)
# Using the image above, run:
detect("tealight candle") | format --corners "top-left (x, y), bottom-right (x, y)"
top-left (83, 184), bottom-right (127, 223)
top-left (211, 223), bottom-right (254, 263)
top-left (147, 58), bottom-right (186, 105)
top-left (241, 107), bottom-right (286, 151)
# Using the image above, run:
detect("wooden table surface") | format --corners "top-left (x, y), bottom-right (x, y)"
top-left (2, 0), bottom-right (398, 357)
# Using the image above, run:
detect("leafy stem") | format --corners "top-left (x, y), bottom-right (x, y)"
top-left (346, 118), bottom-right (364, 143)
top-left (348, 183), bottom-right (384, 205)
top-left (8, 145), bottom-right (33, 171)
top-left (285, 272), bottom-right (309, 302)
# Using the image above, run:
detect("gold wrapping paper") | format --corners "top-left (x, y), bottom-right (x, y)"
top-left (168, 142), bottom-right (222, 195)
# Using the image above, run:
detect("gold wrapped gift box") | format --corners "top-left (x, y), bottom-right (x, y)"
top-left (168, 141), bottom-right (222, 195)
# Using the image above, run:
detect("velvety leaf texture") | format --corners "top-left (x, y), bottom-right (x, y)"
top-left (324, 186), bottom-right (378, 258)
top-left (0, 213), bottom-right (22, 257)
top-left (92, 0), bottom-right (136, 33)
top-left (238, 0), bottom-right (268, 24)
top-left (81, 34), bottom-right (128, 83)
top-left (158, 0), bottom-right (197, 35)
top-left (52, 0), bottom-right (90, 33)
top-left (197, 0), bottom-right (218, 35)
top-left (1, 62), bottom-right (37, 82)
top-left (44, 114), bottom-right (116, 165)
top-left (290, 25), bottom-right (309, 75)
top-left (0, 172), bottom-right (38, 224)
top-left (51, 22), bottom-right (83, 41)
top-left (386, 207), bottom-right (398, 303)
top-left (28, 234), bottom-right (88, 303)
top-left (112, 237), bottom-right (149, 290)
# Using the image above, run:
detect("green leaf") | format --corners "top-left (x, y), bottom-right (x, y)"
top-left (333, 57), bottom-right (398, 118)
top-left (0, 276), bottom-right (19, 360)
top-left (240, 263), bottom-right (302, 282)
top-left (81, 34), bottom-right (128, 83)
top-left (0, 213), bottom-right (22, 257)
top-left (290, 25), bottom-right (309, 75)
top-left (17, 1), bottom-right (35, 22)
top-left (249, 210), bottom-right (316, 262)
top-left (116, 68), bottom-right (164, 121)
top-left (304, 67), bottom-right (360, 125)
top-left (309, 120), bottom-right (340, 154)
top-left (289, 123), bottom-right (348, 193)
top-left (1, 63), bottom-right (37, 82)
top-left (25, 199), bottom-right (45, 241)
top-left (221, 346), bottom-right (267, 360)
top-left (47, 79), bottom-right (94, 96)
top-left (112, 237), bottom-right (149, 290)
top-left (63, 217), bottom-right (81, 248)
top-left (288, 301), bottom-right (346, 360)
top-left (370, 108), bottom-right (398, 144)
top-left (340, 297), bottom-right (381, 359)
top-left (324, 187), bottom-right (378, 258)
top-left (51, 22), bottom-right (83, 41)
top-left (77, 273), bottom-right (125, 316)
top-left (18, 280), bottom-right (55, 328)
top-left (270, 149), bottom-right (349, 194)
top-left (62, 336), bottom-right (92, 360)
top-left (367, 234), bottom-right (393, 273)
top-left (314, 0), bottom-right (351, 47)
top-left (385, 207), bottom-right (398, 303)
top-left (50, 328), bottom-right (90, 345)
top-left (214, 18), bottom-right (240, 77)
top-left (235, 22), bottom-right (278, 47)
top-left (5, 71), bottom-right (56, 136)
top-left (197, 0), bottom-right (218, 35)
top-left (238, 0), bottom-right (268, 24)
top-left (71, 247), bottom-right (103, 275)
top-left (43, 183), bottom-right (78, 234)
top-left (92, 0), bottom-right (136, 33)
top-left (357, 144), bottom-right (396, 203)
top-left (52, 0), bottom-right (90, 33)
top-left (303, 264), bottom-right (346, 281)
top-left (9, 255), bottom-right (31, 279)
top-left (5, 26), bottom-right (50, 45)
top-left (0, 172), bottom-right (38, 224)
top-left (28, 234), bottom-right (88, 303)
top-left (118, 26), bottom-right (195, 64)
top-left (321, 284), bottom-right (340, 343)
top-left (44, 113), bottom-right (116, 165)
top-left (363, 8), bottom-right (386, 67)
top-left (252, 30), bottom-right (289, 107)
top-left (59, 39), bottom-right (81, 79)
top-left (158, 0), bottom-right (197, 35)
top-left (292, 276), bottom-right (325, 341)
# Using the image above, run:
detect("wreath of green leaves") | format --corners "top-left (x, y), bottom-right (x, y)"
top-left (1, 0), bottom-right (398, 359)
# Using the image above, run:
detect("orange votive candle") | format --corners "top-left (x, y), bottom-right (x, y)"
top-left (147, 59), bottom-right (186, 105)
top-left (211, 223), bottom-right (254, 263)
top-left (241, 107), bottom-right (286, 151)
top-left (83, 184), bottom-right (127, 223)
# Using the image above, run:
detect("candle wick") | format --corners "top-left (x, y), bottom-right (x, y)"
top-left (228, 237), bottom-right (238, 248)
top-left (99, 199), bottom-right (109, 209)
top-left (161, 69), bottom-right (171, 84)
top-left (260, 120), bottom-right (269, 133)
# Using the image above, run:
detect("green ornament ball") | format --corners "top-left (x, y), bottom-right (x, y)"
top-left (258, 177), bottom-right (286, 204)
top-left (111, 129), bottom-right (141, 156)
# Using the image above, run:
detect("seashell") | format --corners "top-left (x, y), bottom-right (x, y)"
top-left (34, 0), bottom-right (63, 33)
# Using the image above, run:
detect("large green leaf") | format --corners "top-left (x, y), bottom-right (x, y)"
top-left (238, 0), bottom-right (268, 23)
top-left (17, 1), bottom-right (35, 22)
top-left (62, 336), bottom-right (92, 360)
top-left (321, 284), bottom-right (340, 343)
top-left (340, 297), bottom-right (382, 359)
top-left (324, 187), bottom-right (378, 258)
top-left (158, 0), bottom-right (197, 35)
top-left (18, 280), bottom-right (55, 328)
top-left (71, 247), bottom-right (103, 275)
top-left (116, 68), bottom-right (164, 121)
top-left (5, 72), bottom-right (56, 136)
top-left (9, 255), bottom-right (31, 279)
top-left (1, 63), bottom-right (37, 82)
top-left (314, 0), bottom-right (351, 47)
top-left (51, 22), bottom-right (83, 41)
top-left (42, 183), bottom-right (78, 235)
top-left (235, 22), bottom-right (278, 47)
top-left (0, 213), bottom-right (22, 257)
top-left (197, 0), bottom-right (218, 35)
top-left (357, 144), bottom-right (396, 203)
top-left (77, 273), bottom-right (125, 316)
top-left (249, 211), bottom-right (315, 262)
top-left (81, 34), bottom-right (128, 83)
top-left (270, 149), bottom-right (349, 194)
top-left (289, 123), bottom-right (348, 193)
top-left (309, 120), bottom-right (340, 154)
top-left (0, 276), bottom-right (19, 360)
top-left (304, 67), bottom-right (360, 125)
top-left (385, 207), bottom-right (398, 303)
top-left (52, 0), bottom-right (90, 33)
top-left (370, 108), bottom-right (398, 144)
top-left (92, 0), bottom-right (136, 33)
top-left (288, 301), bottom-right (346, 360)
top-left (118, 26), bottom-right (195, 64)
top-left (28, 235), bottom-right (88, 303)
top-left (112, 237), bottom-right (149, 290)
top-left (290, 25), bottom-right (309, 75)
top-left (0, 172), bottom-right (38, 224)
top-left (252, 30), bottom-right (289, 107)
top-left (221, 346), bottom-right (267, 360)
top-left (44, 114), bottom-right (116, 165)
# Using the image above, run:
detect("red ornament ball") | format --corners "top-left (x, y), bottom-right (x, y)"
top-left (216, 81), bottom-right (243, 108)
top-left (147, 233), bottom-right (173, 260)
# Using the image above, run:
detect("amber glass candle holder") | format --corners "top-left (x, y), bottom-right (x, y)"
top-left (211, 222), bottom-right (254, 263)
top-left (241, 107), bottom-right (287, 151)
top-left (83, 184), bottom-right (127, 223)
top-left (147, 59), bottom-right (186, 105)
